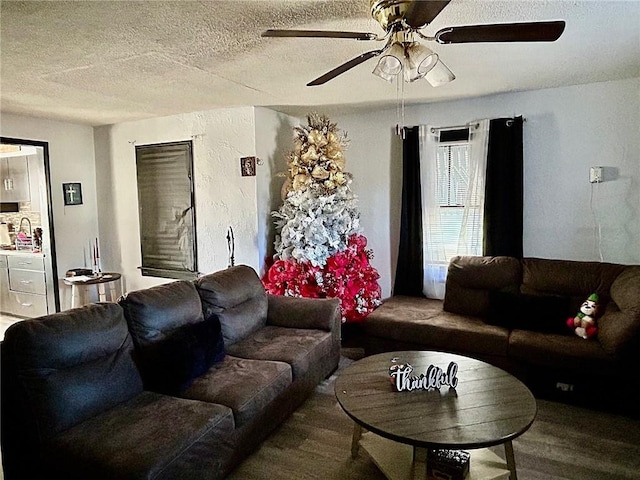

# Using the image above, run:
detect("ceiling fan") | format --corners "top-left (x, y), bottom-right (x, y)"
top-left (262, 0), bottom-right (565, 87)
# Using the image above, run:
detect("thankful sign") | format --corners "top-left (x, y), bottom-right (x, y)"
top-left (389, 359), bottom-right (459, 392)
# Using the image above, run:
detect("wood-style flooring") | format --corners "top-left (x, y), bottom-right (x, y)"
top-left (228, 354), bottom-right (640, 480)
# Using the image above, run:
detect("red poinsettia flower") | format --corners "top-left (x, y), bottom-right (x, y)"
top-left (262, 233), bottom-right (382, 323)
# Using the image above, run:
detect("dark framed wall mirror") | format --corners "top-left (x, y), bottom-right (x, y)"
top-left (0, 137), bottom-right (60, 318)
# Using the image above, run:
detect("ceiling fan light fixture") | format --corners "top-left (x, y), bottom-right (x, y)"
top-left (372, 42), bottom-right (405, 82)
top-left (264, 2), bottom-right (566, 88)
top-left (425, 58), bottom-right (456, 86)
top-left (405, 43), bottom-right (438, 82)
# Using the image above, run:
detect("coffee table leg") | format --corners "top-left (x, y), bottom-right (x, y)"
top-left (504, 440), bottom-right (518, 480)
top-left (419, 447), bottom-right (428, 480)
top-left (351, 423), bottom-right (362, 459)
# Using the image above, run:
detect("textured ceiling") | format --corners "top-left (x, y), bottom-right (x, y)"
top-left (1, 0), bottom-right (638, 126)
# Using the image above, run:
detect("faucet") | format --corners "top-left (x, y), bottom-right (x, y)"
top-left (19, 217), bottom-right (32, 237)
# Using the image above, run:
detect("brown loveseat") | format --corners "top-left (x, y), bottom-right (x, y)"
top-left (362, 256), bottom-right (640, 409)
top-left (1, 265), bottom-right (341, 480)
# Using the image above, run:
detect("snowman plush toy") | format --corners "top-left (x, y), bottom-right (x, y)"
top-left (567, 293), bottom-right (600, 339)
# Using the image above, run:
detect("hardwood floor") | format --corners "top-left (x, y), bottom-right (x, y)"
top-left (229, 354), bottom-right (640, 480)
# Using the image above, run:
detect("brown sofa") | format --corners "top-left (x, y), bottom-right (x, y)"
top-left (362, 256), bottom-right (640, 409)
top-left (1, 265), bottom-right (341, 480)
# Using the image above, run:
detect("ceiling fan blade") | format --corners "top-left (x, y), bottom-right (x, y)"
top-left (307, 50), bottom-right (383, 86)
top-left (404, 0), bottom-right (451, 29)
top-left (436, 20), bottom-right (566, 44)
top-left (262, 29), bottom-right (377, 40)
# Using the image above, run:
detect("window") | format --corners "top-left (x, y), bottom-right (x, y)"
top-left (436, 141), bottom-right (482, 259)
top-left (135, 141), bottom-right (198, 280)
top-left (420, 121), bottom-right (489, 299)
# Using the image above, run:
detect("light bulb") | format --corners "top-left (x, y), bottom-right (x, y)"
top-left (425, 58), bottom-right (456, 87)
top-left (372, 43), bottom-right (405, 82)
top-left (405, 43), bottom-right (438, 82)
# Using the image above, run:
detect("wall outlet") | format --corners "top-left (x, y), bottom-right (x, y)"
top-left (589, 166), bottom-right (603, 183)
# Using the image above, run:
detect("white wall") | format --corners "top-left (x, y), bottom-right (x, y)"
top-left (0, 113), bottom-right (98, 308)
top-left (4, 78), bottom-right (638, 306)
top-left (334, 78), bottom-right (640, 298)
top-left (94, 107), bottom-right (261, 294)
top-left (254, 107), bottom-right (300, 276)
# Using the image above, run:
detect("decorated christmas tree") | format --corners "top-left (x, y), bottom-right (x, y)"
top-left (263, 113), bottom-right (382, 323)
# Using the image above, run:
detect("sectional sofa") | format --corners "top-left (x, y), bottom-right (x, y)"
top-left (362, 256), bottom-right (640, 408)
top-left (1, 265), bottom-right (341, 479)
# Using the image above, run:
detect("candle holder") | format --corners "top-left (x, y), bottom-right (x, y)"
top-left (91, 237), bottom-right (102, 275)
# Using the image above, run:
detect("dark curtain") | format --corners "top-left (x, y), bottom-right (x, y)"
top-left (483, 116), bottom-right (524, 257)
top-left (393, 126), bottom-right (424, 296)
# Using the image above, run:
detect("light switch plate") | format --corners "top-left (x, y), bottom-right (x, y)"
top-left (589, 166), bottom-right (603, 183)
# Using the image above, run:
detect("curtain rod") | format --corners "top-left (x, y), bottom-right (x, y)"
top-left (505, 116), bottom-right (527, 127)
top-left (429, 116), bottom-right (527, 134)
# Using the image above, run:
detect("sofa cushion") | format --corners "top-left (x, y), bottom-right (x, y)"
top-left (3, 303), bottom-right (143, 441)
top-left (509, 329), bottom-right (614, 372)
top-left (226, 326), bottom-right (335, 380)
top-left (444, 256), bottom-right (522, 316)
top-left (520, 258), bottom-right (625, 300)
top-left (119, 281), bottom-right (227, 394)
top-left (182, 355), bottom-right (292, 427)
top-left (363, 295), bottom-right (510, 357)
top-left (195, 265), bottom-right (268, 346)
top-left (487, 290), bottom-right (572, 334)
top-left (138, 315), bottom-right (225, 395)
top-left (45, 391), bottom-right (235, 480)
top-left (598, 266), bottom-right (640, 358)
top-left (119, 280), bottom-right (205, 348)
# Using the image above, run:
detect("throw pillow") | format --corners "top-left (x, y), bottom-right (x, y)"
top-left (138, 315), bottom-right (225, 395)
top-left (487, 290), bottom-right (571, 334)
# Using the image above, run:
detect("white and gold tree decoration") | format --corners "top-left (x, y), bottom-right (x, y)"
top-left (281, 112), bottom-right (350, 197)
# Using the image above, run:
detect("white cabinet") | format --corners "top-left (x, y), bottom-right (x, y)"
top-left (1, 253), bottom-right (48, 318)
top-left (0, 255), bottom-right (9, 311)
top-left (0, 157), bottom-right (30, 202)
top-left (27, 156), bottom-right (42, 212)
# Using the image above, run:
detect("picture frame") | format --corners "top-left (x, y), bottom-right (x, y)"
top-left (240, 156), bottom-right (256, 177)
top-left (63, 182), bottom-right (83, 206)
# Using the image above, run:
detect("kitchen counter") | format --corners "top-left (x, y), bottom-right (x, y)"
top-left (0, 249), bottom-right (44, 257)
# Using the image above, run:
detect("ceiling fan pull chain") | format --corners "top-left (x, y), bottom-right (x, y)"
top-left (395, 75), bottom-right (401, 135)
top-left (401, 77), bottom-right (406, 138)
top-left (395, 74), bottom-right (407, 138)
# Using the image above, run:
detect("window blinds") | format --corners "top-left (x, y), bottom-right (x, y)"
top-left (436, 144), bottom-right (471, 259)
top-left (135, 141), bottom-right (197, 279)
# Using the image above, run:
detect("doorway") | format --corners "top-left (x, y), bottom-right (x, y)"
top-left (0, 137), bottom-right (60, 327)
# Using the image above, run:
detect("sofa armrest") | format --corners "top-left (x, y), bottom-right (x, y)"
top-left (267, 295), bottom-right (341, 332)
top-left (598, 266), bottom-right (640, 361)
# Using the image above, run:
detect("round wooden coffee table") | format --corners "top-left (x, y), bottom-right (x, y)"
top-left (335, 351), bottom-right (537, 480)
